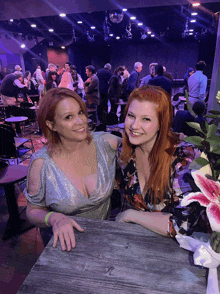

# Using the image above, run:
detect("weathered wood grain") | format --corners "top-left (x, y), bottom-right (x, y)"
top-left (17, 217), bottom-right (210, 294)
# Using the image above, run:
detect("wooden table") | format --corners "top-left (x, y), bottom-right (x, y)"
top-left (17, 217), bottom-right (208, 294)
top-left (0, 165), bottom-right (34, 240)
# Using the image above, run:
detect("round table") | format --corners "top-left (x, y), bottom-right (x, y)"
top-left (0, 165), bottom-right (34, 240)
top-left (5, 116), bottom-right (28, 135)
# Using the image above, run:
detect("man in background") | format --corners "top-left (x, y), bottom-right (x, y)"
top-left (148, 64), bottom-right (172, 95)
top-left (84, 65), bottom-right (100, 124)
top-left (188, 61), bottom-right (207, 106)
top-left (140, 62), bottom-right (157, 87)
top-left (96, 63), bottom-right (112, 124)
top-left (126, 62), bottom-right (143, 95)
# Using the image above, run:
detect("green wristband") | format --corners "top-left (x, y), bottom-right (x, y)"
top-left (45, 211), bottom-right (54, 227)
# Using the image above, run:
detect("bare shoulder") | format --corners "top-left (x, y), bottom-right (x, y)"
top-left (101, 133), bottom-right (122, 150)
top-left (28, 158), bottom-right (45, 194)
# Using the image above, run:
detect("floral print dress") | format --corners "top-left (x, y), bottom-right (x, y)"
top-left (115, 139), bottom-right (211, 235)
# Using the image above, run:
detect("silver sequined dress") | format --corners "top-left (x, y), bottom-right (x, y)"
top-left (24, 132), bottom-right (117, 220)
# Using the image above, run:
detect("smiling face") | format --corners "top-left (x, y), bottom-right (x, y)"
top-left (46, 98), bottom-right (88, 143)
top-left (125, 100), bottom-right (159, 152)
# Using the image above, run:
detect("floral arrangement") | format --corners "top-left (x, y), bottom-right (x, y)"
top-left (183, 90), bottom-right (220, 252)
top-left (175, 91), bottom-right (220, 293)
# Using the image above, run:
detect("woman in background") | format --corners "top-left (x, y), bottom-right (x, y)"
top-left (59, 69), bottom-right (74, 91)
top-left (46, 71), bottom-right (58, 91)
top-left (36, 66), bottom-right (45, 100)
top-left (71, 69), bottom-right (84, 98)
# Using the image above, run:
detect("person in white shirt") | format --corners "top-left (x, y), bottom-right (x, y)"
top-left (188, 61), bottom-right (207, 106)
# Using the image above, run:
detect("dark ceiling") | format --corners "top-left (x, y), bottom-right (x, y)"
top-left (0, 2), bottom-right (219, 48)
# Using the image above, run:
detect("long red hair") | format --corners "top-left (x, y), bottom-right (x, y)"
top-left (120, 85), bottom-right (176, 205)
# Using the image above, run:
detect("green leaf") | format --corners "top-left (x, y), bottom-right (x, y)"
top-left (208, 110), bottom-right (220, 115)
top-left (186, 122), bottom-right (205, 134)
top-left (212, 148), bottom-right (220, 155)
top-left (205, 114), bottom-right (219, 119)
top-left (183, 136), bottom-right (204, 146)
top-left (205, 120), bottom-right (209, 132)
top-left (207, 124), bottom-right (218, 138)
top-left (193, 157), bottom-right (209, 167)
top-left (206, 135), bottom-right (220, 145)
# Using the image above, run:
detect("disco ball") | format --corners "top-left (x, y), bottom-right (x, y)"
top-left (109, 11), bottom-right (124, 24)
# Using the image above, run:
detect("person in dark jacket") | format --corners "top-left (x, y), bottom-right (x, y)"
top-left (148, 64), bottom-right (172, 95)
top-left (126, 62), bottom-right (142, 96)
top-left (96, 63), bottom-right (112, 123)
top-left (108, 66), bottom-right (124, 114)
top-left (172, 100), bottom-right (206, 136)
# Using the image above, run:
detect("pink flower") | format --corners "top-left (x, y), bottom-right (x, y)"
top-left (181, 170), bottom-right (220, 233)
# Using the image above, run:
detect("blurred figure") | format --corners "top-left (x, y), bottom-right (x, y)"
top-left (148, 64), bottom-right (172, 95)
top-left (163, 66), bottom-right (173, 82)
top-left (46, 72), bottom-right (58, 91)
top-left (36, 66), bottom-right (45, 100)
top-left (126, 62), bottom-right (143, 96)
top-left (59, 67), bottom-right (74, 90)
top-left (188, 61), bottom-right (207, 106)
top-left (84, 65), bottom-right (99, 124)
top-left (108, 66), bottom-right (124, 114)
top-left (45, 63), bottom-right (57, 81)
top-left (24, 71), bottom-right (32, 90)
top-left (172, 100), bottom-right (206, 136)
top-left (140, 62), bottom-right (157, 87)
top-left (96, 63), bottom-right (112, 124)
top-left (183, 67), bottom-right (194, 93)
top-left (71, 69), bottom-right (84, 98)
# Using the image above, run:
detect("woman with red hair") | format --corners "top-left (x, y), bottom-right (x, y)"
top-left (115, 85), bottom-right (210, 237)
top-left (24, 88), bottom-right (121, 251)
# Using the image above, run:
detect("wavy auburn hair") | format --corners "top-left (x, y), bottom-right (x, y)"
top-left (121, 85), bottom-right (176, 205)
top-left (38, 87), bottom-right (92, 150)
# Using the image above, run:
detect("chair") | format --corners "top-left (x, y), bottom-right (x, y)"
top-left (0, 125), bottom-right (35, 164)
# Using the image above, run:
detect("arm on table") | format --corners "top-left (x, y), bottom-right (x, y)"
top-left (116, 209), bottom-right (170, 237)
top-left (26, 158), bottom-right (84, 251)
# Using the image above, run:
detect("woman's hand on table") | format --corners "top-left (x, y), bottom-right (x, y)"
top-left (48, 213), bottom-right (84, 251)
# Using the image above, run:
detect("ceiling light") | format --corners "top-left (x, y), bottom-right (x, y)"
top-left (21, 44), bottom-right (26, 48)
top-left (151, 34), bottom-right (155, 37)
top-left (189, 33), bottom-right (193, 35)
top-left (130, 16), bottom-right (136, 20)
top-left (49, 29), bottom-right (54, 32)
top-left (189, 29), bottom-right (194, 32)
top-left (122, 8), bottom-right (127, 12)
top-left (138, 23), bottom-right (143, 26)
top-left (192, 2), bottom-right (200, 7)
top-left (109, 34), bottom-right (113, 37)
top-left (190, 19), bottom-right (196, 23)
top-left (147, 31), bottom-right (152, 34)
top-left (116, 36), bottom-right (120, 39)
top-left (191, 12), bottom-right (198, 16)
top-left (10, 19), bottom-right (13, 22)
top-left (77, 21), bottom-right (83, 24)
top-left (91, 26), bottom-right (96, 29)
top-left (59, 13), bottom-right (66, 17)
top-left (61, 46), bottom-right (65, 49)
top-left (31, 24), bottom-right (37, 28)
